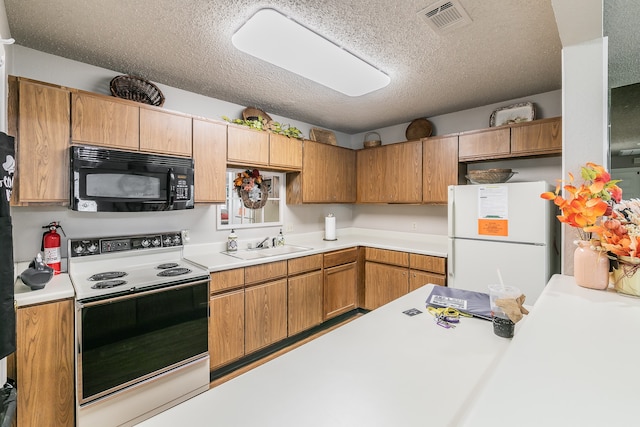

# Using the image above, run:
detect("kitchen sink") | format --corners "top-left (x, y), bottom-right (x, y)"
top-left (222, 245), bottom-right (313, 260)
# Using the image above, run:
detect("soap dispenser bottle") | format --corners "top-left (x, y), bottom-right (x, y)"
top-left (227, 229), bottom-right (238, 252)
top-left (275, 229), bottom-right (285, 247)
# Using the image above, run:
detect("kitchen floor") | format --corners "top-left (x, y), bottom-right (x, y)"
top-left (209, 314), bottom-right (362, 388)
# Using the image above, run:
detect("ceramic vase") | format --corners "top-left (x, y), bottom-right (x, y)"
top-left (573, 240), bottom-right (610, 290)
top-left (612, 256), bottom-right (640, 297)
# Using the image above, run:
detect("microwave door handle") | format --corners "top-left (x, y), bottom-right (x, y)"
top-left (167, 168), bottom-right (176, 209)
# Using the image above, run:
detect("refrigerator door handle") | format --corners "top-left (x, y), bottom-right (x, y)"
top-left (448, 238), bottom-right (454, 280)
top-left (448, 185), bottom-right (455, 237)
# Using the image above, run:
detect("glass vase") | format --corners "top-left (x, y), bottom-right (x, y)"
top-left (573, 240), bottom-right (610, 290)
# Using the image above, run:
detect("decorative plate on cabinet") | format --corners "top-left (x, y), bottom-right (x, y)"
top-left (489, 102), bottom-right (535, 127)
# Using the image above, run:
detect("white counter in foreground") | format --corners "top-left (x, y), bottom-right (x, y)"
top-left (460, 274), bottom-right (640, 426)
top-left (137, 284), bottom-right (512, 427)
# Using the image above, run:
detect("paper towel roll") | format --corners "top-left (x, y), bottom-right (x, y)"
top-left (324, 214), bottom-right (336, 241)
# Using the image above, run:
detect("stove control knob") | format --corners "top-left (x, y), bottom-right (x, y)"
top-left (73, 243), bottom-right (85, 254)
top-left (88, 243), bottom-right (98, 253)
top-left (163, 236), bottom-right (172, 246)
top-left (173, 235), bottom-right (181, 245)
top-left (152, 238), bottom-right (161, 247)
top-left (141, 239), bottom-right (151, 248)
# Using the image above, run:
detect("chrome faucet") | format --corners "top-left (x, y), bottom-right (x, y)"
top-left (256, 237), bottom-right (270, 249)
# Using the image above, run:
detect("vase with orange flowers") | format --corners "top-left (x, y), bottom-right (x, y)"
top-left (541, 163), bottom-right (622, 290)
top-left (587, 199), bottom-right (640, 296)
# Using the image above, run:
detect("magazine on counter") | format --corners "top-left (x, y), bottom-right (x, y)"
top-left (426, 286), bottom-right (492, 320)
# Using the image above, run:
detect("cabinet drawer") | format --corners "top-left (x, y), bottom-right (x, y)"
top-left (323, 248), bottom-right (358, 269)
top-left (245, 260), bottom-right (287, 285)
top-left (288, 254), bottom-right (323, 276)
top-left (409, 253), bottom-right (446, 274)
top-left (365, 247), bottom-right (409, 267)
top-left (210, 268), bottom-right (244, 294)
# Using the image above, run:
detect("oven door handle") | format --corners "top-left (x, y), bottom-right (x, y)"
top-left (77, 277), bottom-right (210, 308)
top-left (167, 167), bottom-right (176, 209)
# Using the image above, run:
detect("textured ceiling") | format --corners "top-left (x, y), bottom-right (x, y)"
top-left (3, 0), bottom-right (564, 134)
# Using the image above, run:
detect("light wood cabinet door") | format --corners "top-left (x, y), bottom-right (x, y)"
top-left (423, 135), bottom-right (459, 204)
top-left (227, 125), bottom-right (270, 167)
top-left (71, 92), bottom-right (139, 150)
top-left (410, 270), bottom-right (446, 291)
top-left (323, 262), bottom-right (357, 320)
top-left (209, 290), bottom-right (245, 369)
top-left (193, 119), bottom-right (227, 203)
top-left (245, 279), bottom-right (288, 353)
top-left (288, 270), bottom-right (323, 335)
top-left (510, 117), bottom-right (562, 155)
top-left (15, 299), bottom-right (75, 427)
top-left (288, 140), bottom-right (356, 203)
top-left (458, 127), bottom-right (510, 161)
top-left (13, 79), bottom-right (70, 203)
top-left (364, 262), bottom-right (409, 310)
top-left (139, 108), bottom-right (192, 156)
top-left (357, 141), bottom-right (422, 203)
top-left (269, 133), bottom-right (302, 170)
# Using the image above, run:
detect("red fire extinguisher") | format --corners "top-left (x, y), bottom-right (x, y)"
top-left (41, 221), bottom-right (65, 275)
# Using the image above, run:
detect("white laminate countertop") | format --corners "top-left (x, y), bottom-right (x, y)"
top-left (184, 227), bottom-right (448, 272)
top-left (13, 260), bottom-right (75, 307)
top-left (137, 284), bottom-right (514, 427)
top-left (460, 274), bottom-right (640, 426)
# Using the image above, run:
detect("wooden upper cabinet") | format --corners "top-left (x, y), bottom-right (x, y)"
top-left (423, 135), bottom-right (460, 204)
top-left (459, 118), bottom-right (562, 161)
top-left (510, 117), bottom-right (562, 155)
top-left (227, 125), bottom-right (270, 167)
top-left (357, 140), bottom-right (422, 203)
top-left (11, 78), bottom-right (71, 204)
top-left (458, 127), bottom-right (511, 161)
top-left (71, 92), bottom-right (139, 150)
top-left (139, 107), bottom-right (192, 157)
top-left (269, 133), bottom-right (302, 170)
top-left (193, 119), bottom-right (227, 203)
top-left (287, 140), bottom-right (356, 203)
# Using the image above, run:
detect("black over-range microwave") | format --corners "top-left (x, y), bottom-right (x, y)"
top-left (70, 145), bottom-right (195, 212)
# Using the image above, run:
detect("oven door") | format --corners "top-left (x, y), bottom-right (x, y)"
top-left (70, 146), bottom-right (194, 212)
top-left (76, 278), bottom-right (209, 404)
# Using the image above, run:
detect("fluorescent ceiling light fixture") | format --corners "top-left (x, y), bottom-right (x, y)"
top-left (232, 8), bottom-right (390, 97)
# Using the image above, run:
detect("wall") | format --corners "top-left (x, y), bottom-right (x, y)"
top-left (7, 46), bottom-right (562, 262)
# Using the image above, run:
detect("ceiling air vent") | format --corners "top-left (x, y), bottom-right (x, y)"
top-left (418, 0), bottom-right (472, 34)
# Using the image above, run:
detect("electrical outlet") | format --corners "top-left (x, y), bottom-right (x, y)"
top-left (411, 222), bottom-right (417, 230)
top-left (181, 229), bottom-right (190, 243)
top-left (286, 224), bottom-right (294, 232)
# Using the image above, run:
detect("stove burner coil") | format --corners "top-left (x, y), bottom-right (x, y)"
top-left (157, 267), bottom-right (191, 277)
top-left (156, 262), bottom-right (179, 269)
top-left (88, 271), bottom-right (128, 281)
top-left (91, 279), bottom-right (128, 289)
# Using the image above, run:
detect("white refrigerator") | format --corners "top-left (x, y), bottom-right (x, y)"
top-left (447, 181), bottom-right (559, 304)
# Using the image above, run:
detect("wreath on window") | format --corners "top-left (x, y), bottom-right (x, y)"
top-left (234, 169), bottom-right (269, 209)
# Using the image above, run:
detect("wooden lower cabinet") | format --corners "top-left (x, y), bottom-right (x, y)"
top-left (364, 262), bottom-right (409, 310)
top-left (209, 289), bottom-right (245, 370)
top-left (323, 262), bottom-right (357, 319)
top-left (14, 299), bottom-right (75, 427)
top-left (245, 279), bottom-right (288, 354)
top-left (288, 270), bottom-right (324, 335)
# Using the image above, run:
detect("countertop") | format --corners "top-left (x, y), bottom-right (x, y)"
top-left (137, 283), bottom-right (513, 427)
top-left (138, 274), bottom-right (640, 426)
top-left (460, 274), bottom-right (640, 426)
top-left (12, 228), bottom-right (447, 307)
top-left (13, 260), bottom-right (75, 307)
top-left (184, 227), bottom-right (448, 271)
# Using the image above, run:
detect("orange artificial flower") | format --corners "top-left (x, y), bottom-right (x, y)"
top-left (541, 163), bottom-right (622, 240)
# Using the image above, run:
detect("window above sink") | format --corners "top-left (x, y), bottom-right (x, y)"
top-left (216, 168), bottom-right (284, 230)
